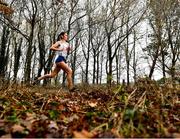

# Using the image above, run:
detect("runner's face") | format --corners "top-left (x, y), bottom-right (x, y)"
top-left (63, 33), bottom-right (68, 41)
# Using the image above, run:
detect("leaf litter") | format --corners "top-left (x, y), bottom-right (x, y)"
top-left (0, 79), bottom-right (179, 138)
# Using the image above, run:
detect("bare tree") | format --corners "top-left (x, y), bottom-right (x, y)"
top-left (0, 24), bottom-right (10, 78)
top-left (102, 0), bottom-right (146, 85)
top-left (163, 0), bottom-right (180, 80)
top-left (0, 1), bottom-right (13, 79)
top-left (12, 34), bottom-right (22, 81)
top-left (146, 0), bottom-right (179, 81)
top-left (147, 0), bottom-right (164, 79)
top-left (91, 25), bottom-right (106, 84)
top-left (23, 0), bottom-right (38, 83)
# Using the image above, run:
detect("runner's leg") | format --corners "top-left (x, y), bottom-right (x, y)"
top-left (56, 62), bottom-right (73, 89)
top-left (38, 64), bottom-right (61, 80)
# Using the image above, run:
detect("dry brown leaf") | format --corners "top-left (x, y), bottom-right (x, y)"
top-left (0, 119), bottom-right (5, 127)
top-left (58, 104), bottom-right (66, 111)
top-left (20, 120), bottom-right (33, 131)
top-left (25, 112), bottom-right (37, 122)
top-left (73, 129), bottom-right (95, 138)
top-left (111, 128), bottom-right (122, 138)
top-left (73, 131), bottom-right (87, 138)
top-left (88, 101), bottom-right (98, 107)
top-left (48, 121), bottom-right (59, 130)
top-left (173, 133), bottom-right (180, 138)
top-left (68, 105), bottom-right (80, 112)
top-left (11, 124), bottom-right (25, 133)
top-left (0, 134), bottom-right (12, 138)
top-left (81, 130), bottom-right (96, 138)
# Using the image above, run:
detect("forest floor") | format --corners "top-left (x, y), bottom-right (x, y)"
top-left (0, 79), bottom-right (179, 138)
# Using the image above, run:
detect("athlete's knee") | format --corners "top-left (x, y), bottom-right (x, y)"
top-left (69, 69), bottom-right (72, 75)
top-left (67, 69), bottom-right (72, 75)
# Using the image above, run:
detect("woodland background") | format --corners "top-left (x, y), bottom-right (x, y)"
top-left (0, 0), bottom-right (179, 85)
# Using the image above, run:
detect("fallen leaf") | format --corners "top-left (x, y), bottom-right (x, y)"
top-left (11, 124), bottom-right (25, 133)
top-left (88, 101), bottom-right (98, 107)
top-left (63, 114), bottom-right (79, 124)
top-left (173, 133), bottom-right (180, 138)
top-left (68, 114), bottom-right (79, 122)
top-left (58, 104), bottom-right (66, 111)
top-left (0, 119), bottom-right (5, 127)
top-left (20, 120), bottom-right (33, 131)
top-left (81, 130), bottom-right (96, 138)
top-left (73, 129), bottom-right (95, 138)
top-left (111, 128), bottom-right (122, 138)
top-left (40, 114), bottom-right (48, 120)
top-left (48, 121), bottom-right (59, 130)
top-left (173, 115), bottom-right (180, 121)
top-left (73, 131), bottom-right (87, 138)
top-left (0, 134), bottom-right (12, 138)
top-left (26, 112), bottom-right (36, 121)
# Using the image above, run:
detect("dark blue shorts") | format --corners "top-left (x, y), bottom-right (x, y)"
top-left (55, 56), bottom-right (66, 63)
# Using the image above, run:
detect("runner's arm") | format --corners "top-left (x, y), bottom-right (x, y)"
top-left (50, 41), bottom-right (64, 51)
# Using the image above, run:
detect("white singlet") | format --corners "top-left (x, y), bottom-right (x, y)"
top-left (55, 41), bottom-right (70, 58)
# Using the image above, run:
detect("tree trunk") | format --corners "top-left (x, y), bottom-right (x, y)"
top-left (148, 47), bottom-right (159, 79)
top-left (24, 13), bottom-right (37, 83)
top-left (96, 53), bottom-right (99, 84)
top-left (13, 38), bottom-right (22, 81)
top-left (0, 25), bottom-right (10, 78)
top-left (24, 34), bottom-right (34, 83)
top-left (100, 53), bottom-right (104, 84)
top-left (37, 30), bottom-right (45, 79)
top-left (107, 35), bottom-right (112, 85)
top-left (161, 49), bottom-right (166, 80)
top-left (133, 30), bottom-right (137, 83)
top-left (116, 55), bottom-right (119, 84)
top-left (125, 13), bottom-right (130, 85)
top-left (92, 49), bottom-right (96, 84)
top-left (125, 46), bottom-right (130, 85)
top-left (71, 37), bottom-right (79, 84)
